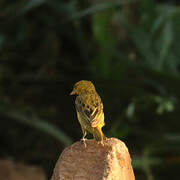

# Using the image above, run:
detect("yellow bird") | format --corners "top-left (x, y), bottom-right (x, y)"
top-left (70, 80), bottom-right (106, 142)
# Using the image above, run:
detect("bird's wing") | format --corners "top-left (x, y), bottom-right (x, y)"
top-left (75, 93), bottom-right (103, 127)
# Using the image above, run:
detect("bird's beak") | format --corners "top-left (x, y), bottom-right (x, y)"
top-left (70, 90), bottom-right (75, 95)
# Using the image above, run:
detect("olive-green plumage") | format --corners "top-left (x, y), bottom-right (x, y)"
top-left (70, 80), bottom-right (106, 141)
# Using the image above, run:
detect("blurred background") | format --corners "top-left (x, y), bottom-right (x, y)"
top-left (0, 0), bottom-right (180, 179)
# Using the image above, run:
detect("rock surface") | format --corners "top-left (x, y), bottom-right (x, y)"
top-left (51, 138), bottom-right (135, 180)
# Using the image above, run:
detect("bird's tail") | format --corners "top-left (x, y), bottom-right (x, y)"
top-left (93, 127), bottom-right (106, 141)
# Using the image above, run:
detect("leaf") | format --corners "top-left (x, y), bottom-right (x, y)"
top-left (158, 20), bottom-right (173, 69)
top-left (92, 11), bottom-right (116, 77)
top-left (133, 156), bottom-right (162, 169)
top-left (126, 102), bottom-right (135, 118)
top-left (5, 110), bottom-right (73, 147)
top-left (69, 1), bottom-right (134, 19)
top-left (164, 133), bottom-right (180, 143)
top-left (47, 1), bottom-right (77, 15)
top-left (151, 14), bottom-right (165, 34)
top-left (129, 27), bottom-right (156, 69)
top-left (22, 0), bottom-right (46, 13)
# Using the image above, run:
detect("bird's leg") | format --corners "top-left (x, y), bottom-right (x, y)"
top-left (98, 140), bottom-right (105, 146)
top-left (81, 128), bottom-right (87, 147)
top-left (93, 127), bottom-right (106, 146)
top-left (82, 130), bottom-right (87, 141)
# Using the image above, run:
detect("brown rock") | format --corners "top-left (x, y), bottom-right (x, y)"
top-left (51, 138), bottom-right (135, 180)
top-left (0, 160), bottom-right (46, 180)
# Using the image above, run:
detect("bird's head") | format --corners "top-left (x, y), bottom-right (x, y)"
top-left (70, 80), bottom-right (96, 95)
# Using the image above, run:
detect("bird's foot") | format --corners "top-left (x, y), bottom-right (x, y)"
top-left (97, 138), bottom-right (107, 146)
top-left (97, 140), bottom-right (104, 146)
top-left (81, 138), bottom-right (87, 148)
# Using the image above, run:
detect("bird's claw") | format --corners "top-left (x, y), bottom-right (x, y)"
top-left (81, 138), bottom-right (87, 148)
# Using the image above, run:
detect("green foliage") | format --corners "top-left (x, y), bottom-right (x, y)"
top-left (0, 98), bottom-right (72, 146)
top-left (92, 11), bottom-right (117, 77)
top-left (0, 0), bottom-right (180, 179)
